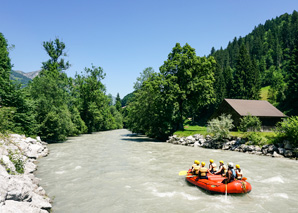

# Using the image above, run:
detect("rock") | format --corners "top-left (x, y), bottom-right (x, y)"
top-left (284, 140), bottom-right (292, 150)
top-left (268, 145), bottom-right (278, 154)
top-left (222, 143), bottom-right (230, 150)
top-left (0, 175), bottom-right (9, 203)
top-left (6, 176), bottom-right (33, 202)
top-left (272, 151), bottom-right (284, 158)
top-left (262, 148), bottom-right (268, 155)
top-left (25, 144), bottom-right (44, 159)
top-left (30, 192), bottom-right (52, 211)
top-left (255, 146), bottom-right (261, 152)
top-left (0, 200), bottom-right (48, 213)
top-left (284, 150), bottom-right (293, 158)
top-left (1, 155), bottom-right (15, 174)
top-left (24, 160), bottom-right (37, 174)
top-left (255, 151), bottom-right (263, 155)
top-left (278, 148), bottom-right (285, 155)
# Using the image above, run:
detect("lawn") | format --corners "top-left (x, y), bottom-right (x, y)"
top-left (174, 125), bottom-right (276, 139)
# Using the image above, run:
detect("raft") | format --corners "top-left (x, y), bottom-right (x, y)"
top-left (185, 170), bottom-right (252, 194)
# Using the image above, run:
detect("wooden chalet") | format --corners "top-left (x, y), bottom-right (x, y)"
top-left (212, 99), bottom-right (287, 130)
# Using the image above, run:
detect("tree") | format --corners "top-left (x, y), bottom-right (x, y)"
top-left (74, 65), bottom-right (119, 133)
top-left (29, 38), bottom-right (82, 141)
top-left (134, 67), bottom-right (155, 90)
top-left (0, 32), bottom-right (14, 106)
top-left (115, 93), bottom-right (122, 112)
top-left (283, 43), bottom-right (298, 115)
top-left (159, 43), bottom-right (216, 130)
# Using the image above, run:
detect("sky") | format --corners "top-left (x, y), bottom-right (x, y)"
top-left (1, 0), bottom-right (298, 98)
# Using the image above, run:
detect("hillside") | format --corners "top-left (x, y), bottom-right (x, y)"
top-left (10, 70), bottom-right (40, 87)
top-left (209, 10), bottom-right (298, 114)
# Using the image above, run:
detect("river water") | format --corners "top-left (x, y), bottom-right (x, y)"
top-left (36, 129), bottom-right (298, 213)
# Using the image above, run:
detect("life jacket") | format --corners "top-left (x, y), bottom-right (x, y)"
top-left (199, 167), bottom-right (208, 177)
top-left (236, 168), bottom-right (243, 179)
top-left (209, 163), bottom-right (217, 173)
top-left (193, 165), bottom-right (201, 175)
top-left (221, 165), bottom-right (228, 177)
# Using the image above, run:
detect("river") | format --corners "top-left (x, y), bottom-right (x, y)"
top-left (36, 129), bottom-right (298, 213)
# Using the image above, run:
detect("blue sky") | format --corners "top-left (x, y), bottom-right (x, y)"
top-left (1, 0), bottom-right (297, 98)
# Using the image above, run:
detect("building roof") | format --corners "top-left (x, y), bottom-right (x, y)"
top-left (224, 99), bottom-right (286, 117)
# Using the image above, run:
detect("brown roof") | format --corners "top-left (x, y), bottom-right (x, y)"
top-left (225, 99), bottom-right (286, 117)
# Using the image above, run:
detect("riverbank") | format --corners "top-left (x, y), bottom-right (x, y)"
top-left (0, 133), bottom-right (51, 212)
top-left (166, 134), bottom-right (298, 159)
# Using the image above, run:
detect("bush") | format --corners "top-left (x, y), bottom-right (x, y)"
top-left (275, 116), bottom-right (298, 147)
top-left (239, 114), bottom-right (262, 132)
top-left (245, 132), bottom-right (267, 146)
top-left (207, 114), bottom-right (234, 140)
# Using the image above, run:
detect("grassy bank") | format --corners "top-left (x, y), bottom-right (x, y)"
top-left (174, 125), bottom-right (276, 142)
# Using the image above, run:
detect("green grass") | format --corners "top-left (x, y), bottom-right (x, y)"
top-left (174, 124), bottom-right (276, 139)
top-left (174, 125), bottom-right (207, 137)
top-left (260, 86), bottom-right (270, 100)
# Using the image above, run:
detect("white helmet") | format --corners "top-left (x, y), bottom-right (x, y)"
top-left (228, 162), bottom-right (234, 168)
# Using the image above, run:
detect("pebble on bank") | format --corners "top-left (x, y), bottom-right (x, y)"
top-left (0, 134), bottom-right (51, 213)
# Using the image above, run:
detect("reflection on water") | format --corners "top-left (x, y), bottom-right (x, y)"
top-left (36, 129), bottom-right (298, 213)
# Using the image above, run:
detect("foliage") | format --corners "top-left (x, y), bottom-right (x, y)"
top-left (239, 114), bottom-right (262, 132)
top-left (8, 150), bottom-right (25, 174)
top-left (245, 132), bottom-right (268, 146)
top-left (0, 107), bottom-right (15, 133)
top-left (275, 116), bottom-right (298, 147)
top-left (127, 73), bottom-right (175, 140)
top-left (121, 92), bottom-right (135, 107)
top-left (207, 114), bottom-right (234, 140)
top-left (160, 43), bottom-right (216, 130)
top-left (210, 10), bottom-right (298, 113)
top-left (115, 93), bottom-right (122, 112)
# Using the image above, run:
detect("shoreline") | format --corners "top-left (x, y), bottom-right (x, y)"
top-left (0, 133), bottom-right (51, 212)
top-left (166, 134), bottom-right (298, 160)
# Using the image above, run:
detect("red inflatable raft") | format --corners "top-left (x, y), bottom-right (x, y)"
top-left (186, 170), bottom-right (252, 194)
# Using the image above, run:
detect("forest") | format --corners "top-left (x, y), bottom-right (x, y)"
top-left (1, 11), bottom-right (298, 142)
top-left (0, 37), bottom-right (123, 142)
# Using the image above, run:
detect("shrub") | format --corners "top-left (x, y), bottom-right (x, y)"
top-left (275, 116), bottom-right (298, 147)
top-left (239, 114), bottom-right (262, 132)
top-left (207, 114), bottom-right (234, 140)
top-left (245, 132), bottom-right (267, 146)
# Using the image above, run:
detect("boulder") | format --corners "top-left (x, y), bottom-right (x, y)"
top-left (278, 148), bottom-right (285, 155)
top-left (0, 200), bottom-right (48, 213)
top-left (30, 192), bottom-right (52, 211)
top-left (284, 140), bottom-right (292, 150)
top-left (25, 144), bottom-right (44, 159)
top-left (6, 176), bottom-right (33, 202)
top-left (284, 150), bottom-right (293, 158)
top-left (268, 145), bottom-right (278, 154)
top-left (272, 151), bottom-right (284, 158)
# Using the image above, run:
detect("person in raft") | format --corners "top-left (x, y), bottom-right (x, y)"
top-left (208, 159), bottom-right (217, 174)
top-left (191, 160), bottom-right (200, 175)
top-left (196, 162), bottom-right (208, 180)
top-left (214, 160), bottom-right (228, 177)
top-left (235, 164), bottom-right (243, 180)
top-left (222, 162), bottom-right (236, 183)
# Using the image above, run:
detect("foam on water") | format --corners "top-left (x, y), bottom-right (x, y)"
top-left (179, 192), bottom-right (200, 200)
top-left (55, 170), bottom-right (66, 174)
top-left (75, 166), bottom-right (82, 170)
top-left (273, 193), bottom-right (289, 199)
top-left (259, 176), bottom-right (285, 184)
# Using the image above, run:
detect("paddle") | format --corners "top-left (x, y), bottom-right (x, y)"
top-left (178, 171), bottom-right (188, 176)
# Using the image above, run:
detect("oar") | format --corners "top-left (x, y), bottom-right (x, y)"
top-left (179, 171), bottom-right (188, 176)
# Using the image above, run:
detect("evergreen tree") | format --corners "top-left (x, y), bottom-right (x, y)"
top-left (0, 32), bottom-right (13, 106)
top-left (115, 93), bottom-right (122, 112)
